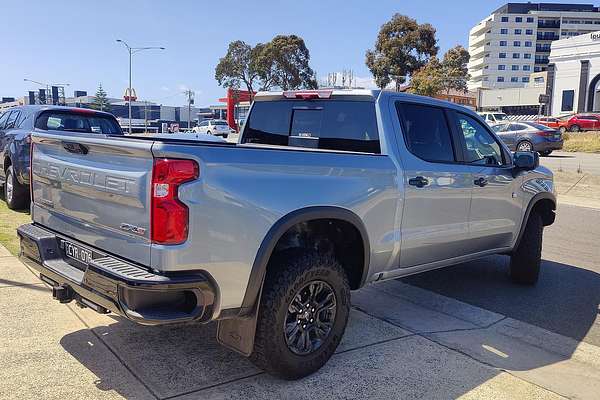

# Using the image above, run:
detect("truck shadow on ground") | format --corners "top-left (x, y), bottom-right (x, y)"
top-left (59, 256), bottom-right (599, 399)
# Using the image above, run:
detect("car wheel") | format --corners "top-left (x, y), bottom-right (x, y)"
top-left (510, 212), bottom-right (543, 285)
top-left (571, 124), bottom-right (581, 132)
top-left (250, 249), bottom-right (350, 380)
top-left (206, 130), bottom-right (211, 135)
top-left (559, 126), bottom-right (567, 134)
top-left (517, 140), bottom-right (533, 152)
top-left (5, 165), bottom-right (29, 210)
top-left (539, 151), bottom-right (552, 157)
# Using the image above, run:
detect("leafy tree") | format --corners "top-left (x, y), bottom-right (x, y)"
top-left (215, 40), bottom-right (261, 96)
top-left (91, 84), bottom-right (111, 111)
top-left (441, 45), bottom-right (470, 94)
top-left (366, 14), bottom-right (438, 90)
top-left (407, 57), bottom-right (444, 97)
top-left (215, 36), bottom-right (317, 93)
top-left (255, 35), bottom-right (317, 90)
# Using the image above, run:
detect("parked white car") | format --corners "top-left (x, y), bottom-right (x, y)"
top-left (478, 112), bottom-right (509, 126)
top-left (195, 120), bottom-right (234, 137)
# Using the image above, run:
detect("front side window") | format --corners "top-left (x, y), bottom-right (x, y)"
top-left (5, 111), bottom-right (20, 129)
top-left (395, 103), bottom-right (455, 163)
top-left (0, 112), bottom-right (9, 130)
top-left (454, 113), bottom-right (504, 166)
top-left (243, 100), bottom-right (380, 153)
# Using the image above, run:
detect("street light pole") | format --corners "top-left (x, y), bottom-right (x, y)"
top-left (116, 40), bottom-right (165, 134)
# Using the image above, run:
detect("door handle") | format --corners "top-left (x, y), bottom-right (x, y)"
top-left (474, 177), bottom-right (488, 187)
top-left (408, 176), bottom-right (429, 188)
top-left (62, 141), bottom-right (89, 155)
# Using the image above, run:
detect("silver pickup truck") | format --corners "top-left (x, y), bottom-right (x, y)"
top-left (18, 89), bottom-right (556, 379)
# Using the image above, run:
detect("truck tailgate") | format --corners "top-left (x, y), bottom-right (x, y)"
top-left (31, 132), bottom-right (154, 266)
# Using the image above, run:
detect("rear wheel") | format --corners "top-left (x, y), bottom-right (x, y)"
top-left (571, 124), bottom-right (581, 132)
top-left (250, 250), bottom-right (350, 379)
top-left (517, 140), bottom-right (533, 152)
top-left (510, 212), bottom-right (543, 285)
top-left (206, 130), bottom-right (211, 135)
top-left (4, 165), bottom-right (29, 210)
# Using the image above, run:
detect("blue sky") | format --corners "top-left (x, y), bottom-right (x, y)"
top-left (0, 0), bottom-right (579, 107)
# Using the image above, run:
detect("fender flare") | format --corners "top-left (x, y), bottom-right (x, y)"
top-left (238, 206), bottom-right (371, 316)
top-left (513, 192), bottom-right (556, 252)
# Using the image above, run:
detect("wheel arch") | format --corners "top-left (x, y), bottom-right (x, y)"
top-left (512, 192), bottom-right (556, 252)
top-left (238, 206), bottom-right (371, 317)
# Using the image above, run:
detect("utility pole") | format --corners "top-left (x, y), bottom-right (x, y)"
top-left (184, 89), bottom-right (194, 131)
top-left (116, 39), bottom-right (165, 134)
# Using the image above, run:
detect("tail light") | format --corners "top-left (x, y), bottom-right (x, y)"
top-left (283, 90), bottom-right (333, 100)
top-left (151, 158), bottom-right (199, 245)
top-left (533, 130), bottom-right (554, 137)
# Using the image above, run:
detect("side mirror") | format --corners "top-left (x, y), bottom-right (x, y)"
top-left (513, 151), bottom-right (539, 171)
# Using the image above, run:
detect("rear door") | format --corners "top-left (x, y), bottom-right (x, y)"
top-left (0, 110), bottom-right (20, 180)
top-left (492, 123), bottom-right (516, 150)
top-left (450, 111), bottom-right (522, 252)
top-left (31, 111), bottom-right (154, 265)
top-left (395, 101), bottom-right (473, 268)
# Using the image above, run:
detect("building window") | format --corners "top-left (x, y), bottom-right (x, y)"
top-left (523, 65), bottom-right (531, 71)
top-left (501, 16), bottom-right (509, 22)
top-left (516, 17), bottom-right (523, 23)
top-left (513, 53), bottom-right (520, 59)
top-left (524, 53), bottom-right (532, 59)
top-left (514, 41), bottom-right (521, 47)
top-left (500, 41), bottom-right (507, 46)
top-left (511, 77), bottom-right (519, 82)
top-left (512, 65), bottom-right (519, 71)
top-left (561, 90), bottom-right (575, 112)
top-left (501, 28), bottom-right (508, 34)
top-left (526, 29), bottom-right (533, 35)
top-left (534, 66), bottom-right (542, 72)
top-left (527, 17), bottom-right (534, 23)
top-left (525, 41), bottom-right (532, 47)
top-left (498, 65), bottom-right (506, 70)
top-left (499, 52), bottom-right (507, 58)
top-left (522, 77), bottom-right (530, 83)
top-left (514, 29), bottom-right (522, 34)
top-left (497, 77), bottom-right (505, 82)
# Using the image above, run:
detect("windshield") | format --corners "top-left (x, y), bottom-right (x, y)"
top-left (36, 111), bottom-right (123, 135)
top-left (493, 114), bottom-right (508, 121)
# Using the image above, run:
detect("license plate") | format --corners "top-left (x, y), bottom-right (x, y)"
top-left (555, 134), bottom-right (561, 139)
top-left (61, 240), bottom-right (94, 266)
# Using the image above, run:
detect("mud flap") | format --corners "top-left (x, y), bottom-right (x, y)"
top-left (216, 313), bottom-right (258, 357)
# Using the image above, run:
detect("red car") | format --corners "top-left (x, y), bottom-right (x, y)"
top-left (536, 117), bottom-right (562, 129)
top-left (558, 113), bottom-right (600, 133)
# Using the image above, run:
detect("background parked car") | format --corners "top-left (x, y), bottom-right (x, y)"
top-left (0, 105), bottom-right (123, 209)
top-left (536, 117), bottom-right (563, 129)
top-left (195, 119), bottom-right (234, 138)
top-left (558, 113), bottom-right (600, 133)
top-left (478, 112), bottom-right (509, 125)
top-left (491, 122), bottom-right (563, 156)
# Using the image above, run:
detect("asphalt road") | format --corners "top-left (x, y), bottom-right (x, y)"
top-left (404, 203), bottom-right (600, 347)
top-left (542, 151), bottom-right (600, 175)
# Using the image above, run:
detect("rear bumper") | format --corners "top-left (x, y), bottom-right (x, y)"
top-left (17, 223), bottom-right (216, 325)
top-left (535, 140), bottom-right (563, 152)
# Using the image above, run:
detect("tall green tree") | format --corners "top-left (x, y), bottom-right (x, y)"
top-left (255, 35), bottom-right (318, 90)
top-left (215, 40), bottom-right (261, 96)
top-left (215, 35), bottom-right (317, 93)
top-left (407, 57), bottom-right (444, 97)
top-left (366, 14), bottom-right (438, 90)
top-left (91, 84), bottom-right (111, 111)
top-left (441, 45), bottom-right (470, 94)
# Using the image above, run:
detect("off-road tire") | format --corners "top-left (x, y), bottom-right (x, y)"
top-left (5, 165), bottom-right (28, 210)
top-left (510, 212), bottom-right (543, 285)
top-left (250, 249), bottom-right (350, 380)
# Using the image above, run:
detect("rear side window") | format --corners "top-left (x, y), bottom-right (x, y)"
top-left (5, 111), bottom-right (20, 129)
top-left (243, 100), bottom-right (380, 153)
top-left (395, 102), bottom-right (455, 163)
top-left (35, 111), bottom-right (123, 135)
top-left (0, 112), bottom-right (9, 129)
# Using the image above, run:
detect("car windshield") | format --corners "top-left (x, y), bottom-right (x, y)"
top-left (493, 114), bottom-right (508, 121)
top-left (526, 122), bottom-right (554, 131)
top-left (35, 111), bottom-right (123, 134)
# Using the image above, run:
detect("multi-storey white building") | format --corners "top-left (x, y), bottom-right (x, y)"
top-left (468, 3), bottom-right (600, 90)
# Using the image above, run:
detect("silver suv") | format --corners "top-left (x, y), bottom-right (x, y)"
top-left (18, 89), bottom-right (556, 379)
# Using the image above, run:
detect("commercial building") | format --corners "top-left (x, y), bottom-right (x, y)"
top-left (468, 2), bottom-right (600, 90)
top-left (547, 30), bottom-right (600, 116)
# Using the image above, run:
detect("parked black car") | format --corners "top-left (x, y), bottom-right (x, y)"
top-left (0, 105), bottom-right (123, 209)
top-left (491, 122), bottom-right (563, 157)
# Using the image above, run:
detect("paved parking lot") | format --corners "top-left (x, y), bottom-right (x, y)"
top-left (1, 203), bottom-right (599, 399)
